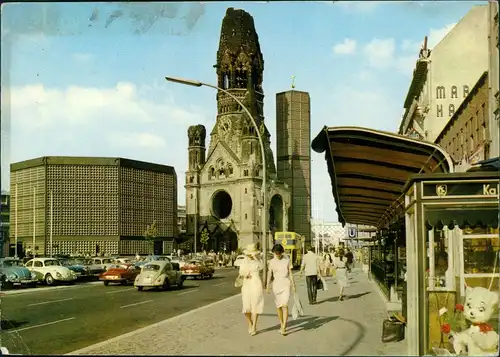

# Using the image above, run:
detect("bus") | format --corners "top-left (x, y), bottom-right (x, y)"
top-left (274, 232), bottom-right (305, 269)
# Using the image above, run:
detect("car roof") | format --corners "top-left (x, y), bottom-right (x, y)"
top-left (144, 260), bottom-right (169, 267)
top-left (29, 257), bottom-right (59, 261)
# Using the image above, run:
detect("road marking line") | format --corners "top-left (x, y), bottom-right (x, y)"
top-left (177, 289), bottom-right (198, 296)
top-left (2, 282), bottom-right (101, 296)
top-left (120, 300), bottom-right (152, 309)
top-left (7, 317), bottom-right (76, 334)
top-left (106, 288), bottom-right (135, 294)
top-left (66, 292), bottom-right (241, 355)
top-left (27, 297), bottom-right (74, 307)
top-left (213, 282), bottom-right (226, 287)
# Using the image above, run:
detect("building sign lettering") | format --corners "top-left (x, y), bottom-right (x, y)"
top-left (437, 104), bottom-right (443, 117)
top-left (451, 85), bottom-right (458, 98)
top-left (436, 86), bottom-right (446, 99)
top-left (449, 104), bottom-right (455, 117)
top-left (435, 85), bottom-right (470, 100)
top-left (423, 181), bottom-right (499, 197)
top-left (483, 184), bottom-right (497, 196)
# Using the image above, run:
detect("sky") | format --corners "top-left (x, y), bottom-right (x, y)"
top-left (0, 1), bottom-right (486, 222)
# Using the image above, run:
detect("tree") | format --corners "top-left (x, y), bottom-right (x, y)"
top-left (200, 227), bottom-right (210, 251)
top-left (143, 220), bottom-right (158, 254)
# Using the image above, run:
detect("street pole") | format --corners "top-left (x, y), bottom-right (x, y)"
top-left (32, 186), bottom-right (36, 258)
top-left (194, 190), bottom-right (197, 255)
top-left (50, 190), bottom-right (53, 257)
top-left (14, 184), bottom-right (18, 258)
top-left (165, 76), bottom-right (269, 283)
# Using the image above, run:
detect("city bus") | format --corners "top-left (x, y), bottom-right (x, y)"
top-left (274, 232), bottom-right (305, 269)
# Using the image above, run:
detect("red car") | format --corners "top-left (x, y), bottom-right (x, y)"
top-left (181, 260), bottom-right (214, 279)
top-left (99, 264), bottom-right (139, 286)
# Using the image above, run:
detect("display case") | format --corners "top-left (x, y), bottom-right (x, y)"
top-left (403, 172), bottom-right (499, 356)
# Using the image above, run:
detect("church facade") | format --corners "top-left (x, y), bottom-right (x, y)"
top-left (185, 8), bottom-right (290, 252)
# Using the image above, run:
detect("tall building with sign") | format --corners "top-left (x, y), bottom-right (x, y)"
top-left (399, 5), bottom-right (489, 142)
top-left (276, 90), bottom-right (312, 244)
top-left (185, 8), bottom-right (291, 252)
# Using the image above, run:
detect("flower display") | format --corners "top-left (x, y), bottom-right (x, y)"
top-left (438, 304), bottom-right (467, 336)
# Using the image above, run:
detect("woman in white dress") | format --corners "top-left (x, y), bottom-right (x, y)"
top-left (239, 243), bottom-right (265, 336)
top-left (334, 249), bottom-right (349, 301)
top-left (266, 244), bottom-right (296, 336)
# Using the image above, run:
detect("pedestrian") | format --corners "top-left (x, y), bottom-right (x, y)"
top-left (300, 245), bottom-right (321, 305)
top-left (345, 248), bottom-right (354, 273)
top-left (334, 249), bottom-right (349, 301)
top-left (324, 253), bottom-right (333, 276)
top-left (238, 243), bottom-right (265, 336)
top-left (266, 244), bottom-right (296, 336)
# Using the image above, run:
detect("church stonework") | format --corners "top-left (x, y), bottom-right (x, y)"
top-left (185, 8), bottom-right (290, 252)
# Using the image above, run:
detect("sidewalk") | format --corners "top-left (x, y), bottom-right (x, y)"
top-left (69, 268), bottom-right (407, 356)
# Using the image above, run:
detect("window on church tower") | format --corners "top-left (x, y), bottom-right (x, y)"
top-left (245, 188), bottom-right (247, 194)
top-left (245, 213), bottom-right (248, 220)
top-left (244, 169), bottom-right (249, 176)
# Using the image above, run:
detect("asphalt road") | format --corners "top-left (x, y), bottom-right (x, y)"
top-left (0, 268), bottom-right (239, 355)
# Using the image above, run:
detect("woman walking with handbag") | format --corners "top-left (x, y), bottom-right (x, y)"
top-left (266, 244), bottom-right (296, 336)
top-left (236, 243), bottom-right (265, 336)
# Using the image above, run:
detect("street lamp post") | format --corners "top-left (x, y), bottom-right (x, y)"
top-left (165, 76), bottom-right (269, 282)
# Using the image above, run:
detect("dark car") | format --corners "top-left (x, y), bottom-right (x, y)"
top-left (59, 258), bottom-right (92, 279)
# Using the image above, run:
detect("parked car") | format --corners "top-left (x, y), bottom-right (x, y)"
top-left (113, 257), bottom-right (135, 268)
top-left (169, 257), bottom-right (187, 269)
top-left (134, 260), bottom-right (185, 291)
top-left (78, 258), bottom-right (106, 276)
top-left (0, 258), bottom-right (38, 288)
top-left (58, 258), bottom-right (92, 279)
top-left (233, 255), bottom-right (245, 268)
top-left (91, 257), bottom-right (115, 271)
top-left (181, 259), bottom-right (214, 279)
top-left (135, 255), bottom-right (171, 268)
top-left (99, 264), bottom-right (140, 286)
top-left (24, 258), bottom-right (77, 285)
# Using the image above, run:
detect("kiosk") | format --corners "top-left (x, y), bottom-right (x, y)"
top-left (403, 171), bottom-right (499, 356)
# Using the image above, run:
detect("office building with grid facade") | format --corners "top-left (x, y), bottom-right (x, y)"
top-left (10, 157), bottom-right (177, 257)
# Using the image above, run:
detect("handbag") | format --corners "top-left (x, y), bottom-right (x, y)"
top-left (291, 291), bottom-right (304, 320)
top-left (316, 278), bottom-right (323, 290)
top-left (234, 275), bottom-right (244, 288)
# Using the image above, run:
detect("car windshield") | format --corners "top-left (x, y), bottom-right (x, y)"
top-left (188, 260), bottom-right (201, 265)
top-left (1, 260), bottom-right (22, 267)
top-left (156, 256), bottom-right (170, 261)
top-left (143, 264), bottom-right (161, 271)
top-left (44, 259), bottom-right (61, 266)
top-left (71, 259), bottom-right (86, 265)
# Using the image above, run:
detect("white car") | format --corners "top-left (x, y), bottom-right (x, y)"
top-left (134, 260), bottom-right (185, 291)
top-left (25, 258), bottom-right (77, 285)
top-left (234, 255), bottom-right (245, 268)
top-left (91, 257), bottom-right (115, 271)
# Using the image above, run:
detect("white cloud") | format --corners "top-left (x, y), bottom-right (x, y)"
top-left (333, 38), bottom-right (357, 55)
top-left (363, 38), bottom-right (395, 69)
top-left (3, 82), bottom-right (210, 202)
top-left (335, 1), bottom-right (379, 12)
top-left (427, 23), bottom-right (456, 49)
top-left (109, 132), bottom-right (167, 149)
top-left (72, 53), bottom-right (94, 63)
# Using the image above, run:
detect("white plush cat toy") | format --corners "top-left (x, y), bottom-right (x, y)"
top-left (451, 286), bottom-right (499, 356)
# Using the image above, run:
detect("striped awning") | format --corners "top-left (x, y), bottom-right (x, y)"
top-left (311, 126), bottom-right (454, 228)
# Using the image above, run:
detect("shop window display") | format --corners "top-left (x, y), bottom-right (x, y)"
top-left (428, 224), bottom-right (499, 356)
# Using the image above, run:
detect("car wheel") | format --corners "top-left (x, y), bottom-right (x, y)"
top-left (137, 286), bottom-right (143, 291)
top-left (162, 279), bottom-right (170, 291)
top-left (207, 274), bottom-right (213, 279)
top-left (120, 280), bottom-right (128, 285)
top-left (45, 274), bottom-right (55, 286)
top-left (177, 278), bottom-right (184, 289)
top-left (103, 281), bottom-right (109, 286)
top-left (28, 282), bottom-right (37, 289)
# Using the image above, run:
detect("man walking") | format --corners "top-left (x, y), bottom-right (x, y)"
top-left (345, 248), bottom-right (354, 273)
top-left (300, 245), bottom-right (320, 305)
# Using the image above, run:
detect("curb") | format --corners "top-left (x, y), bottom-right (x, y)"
top-left (65, 292), bottom-right (242, 355)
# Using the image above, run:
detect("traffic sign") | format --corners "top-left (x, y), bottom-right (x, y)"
top-left (347, 226), bottom-right (357, 239)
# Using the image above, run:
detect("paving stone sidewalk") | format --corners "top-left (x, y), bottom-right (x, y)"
top-left (70, 269), bottom-right (407, 356)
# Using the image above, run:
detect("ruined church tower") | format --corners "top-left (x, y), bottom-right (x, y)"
top-left (185, 8), bottom-right (290, 252)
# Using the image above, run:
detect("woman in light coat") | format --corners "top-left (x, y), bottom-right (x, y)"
top-left (266, 244), bottom-right (296, 336)
top-left (333, 249), bottom-right (349, 301)
top-left (238, 243), bottom-right (265, 336)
